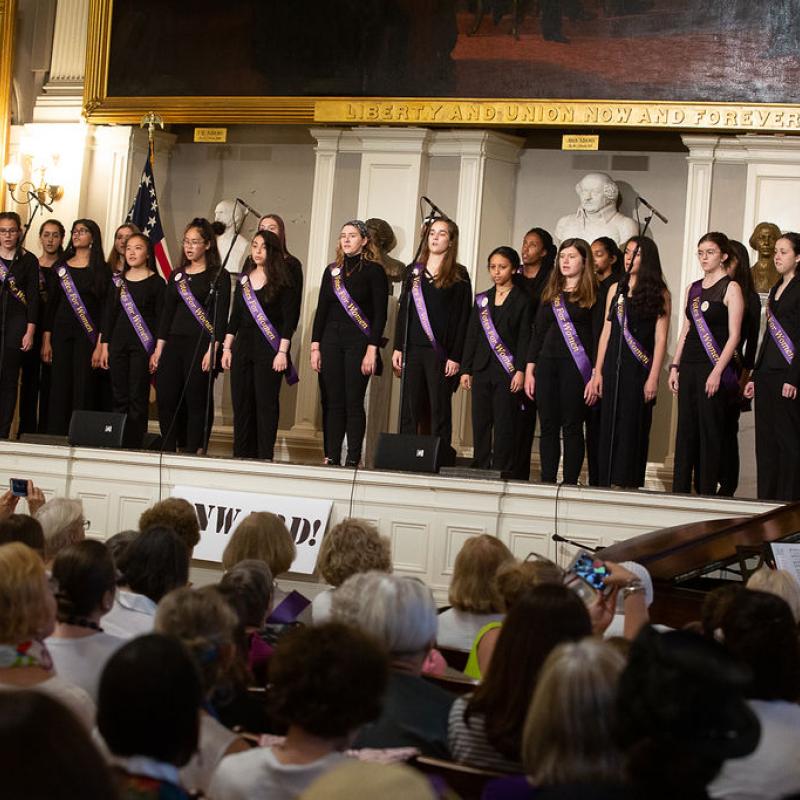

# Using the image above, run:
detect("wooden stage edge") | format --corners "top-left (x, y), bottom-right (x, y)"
top-left (0, 441), bottom-right (779, 604)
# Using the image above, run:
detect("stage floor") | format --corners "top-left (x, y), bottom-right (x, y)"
top-left (0, 441), bottom-right (777, 602)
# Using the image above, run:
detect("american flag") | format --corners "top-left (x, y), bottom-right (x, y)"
top-left (127, 151), bottom-right (172, 279)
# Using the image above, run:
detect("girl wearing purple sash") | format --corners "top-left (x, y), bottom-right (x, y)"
top-left (105, 222), bottom-right (140, 277)
top-left (42, 218), bottom-right (111, 435)
top-left (99, 233), bottom-right (165, 449)
top-left (745, 232), bottom-right (800, 500)
top-left (221, 230), bottom-right (293, 461)
top-left (151, 218), bottom-right (231, 454)
top-left (593, 237), bottom-right (670, 488)
top-left (524, 238), bottom-right (599, 484)
top-left (392, 219), bottom-right (472, 456)
top-left (310, 221), bottom-right (388, 467)
top-left (669, 232), bottom-right (744, 495)
top-left (460, 246), bottom-right (530, 473)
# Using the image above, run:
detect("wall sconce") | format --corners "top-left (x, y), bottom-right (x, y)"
top-left (3, 159), bottom-right (64, 209)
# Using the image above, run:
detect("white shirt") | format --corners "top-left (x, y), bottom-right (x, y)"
top-left (102, 590), bottom-right (157, 639)
top-left (310, 589), bottom-right (333, 624)
top-left (709, 699), bottom-right (800, 800)
top-left (436, 609), bottom-right (504, 651)
top-left (180, 712), bottom-right (240, 796)
top-left (208, 746), bottom-right (347, 800)
top-left (45, 632), bottom-right (126, 701)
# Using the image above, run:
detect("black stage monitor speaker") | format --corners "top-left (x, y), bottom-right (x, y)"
top-left (68, 411), bottom-right (126, 449)
top-left (374, 433), bottom-right (443, 474)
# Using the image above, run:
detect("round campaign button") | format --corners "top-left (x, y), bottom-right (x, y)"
top-left (331, 268), bottom-right (341, 278)
top-left (57, 267), bottom-right (66, 278)
top-left (700, 300), bottom-right (709, 312)
top-left (173, 272), bottom-right (183, 282)
top-left (240, 274), bottom-right (249, 285)
top-left (480, 296), bottom-right (489, 307)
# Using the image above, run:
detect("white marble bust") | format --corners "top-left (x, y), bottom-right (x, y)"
top-left (214, 199), bottom-right (249, 273)
top-left (554, 173), bottom-right (639, 246)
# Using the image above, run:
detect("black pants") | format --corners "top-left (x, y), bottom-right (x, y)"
top-left (470, 365), bottom-right (520, 472)
top-left (0, 347), bottom-right (23, 439)
top-left (110, 341), bottom-right (151, 449)
top-left (536, 357), bottom-right (587, 484)
top-left (231, 334), bottom-right (283, 460)
top-left (156, 334), bottom-right (215, 453)
top-left (718, 404), bottom-right (742, 497)
top-left (18, 332), bottom-right (43, 436)
top-left (320, 322), bottom-right (371, 465)
top-left (400, 345), bottom-right (454, 446)
top-left (672, 361), bottom-right (729, 495)
top-left (585, 400), bottom-right (602, 486)
top-left (47, 331), bottom-right (97, 435)
top-left (755, 370), bottom-right (800, 501)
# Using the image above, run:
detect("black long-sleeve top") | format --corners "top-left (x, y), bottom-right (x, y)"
top-left (461, 285), bottom-right (531, 375)
top-left (754, 274), bottom-right (800, 386)
top-left (156, 268), bottom-right (231, 343)
top-left (513, 265), bottom-right (551, 316)
top-left (227, 278), bottom-right (295, 342)
top-left (44, 263), bottom-right (110, 339)
top-left (285, 254), bottom-right (304, 336)
top-left (739, 288), bottom-right (762, 371)
top-left (311, 255), bottom-right (389, 347)
top-left (394, 263), bottom-right (473, 362)
top-left (102, 273), bottom-right (166, 348)
top-left (527, 293), bottom-right (598, 365)
top-left (0, 250), bottom-right (40, 344)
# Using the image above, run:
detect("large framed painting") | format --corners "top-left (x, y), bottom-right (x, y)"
top-left (84, 0), bottom-right (800, 132)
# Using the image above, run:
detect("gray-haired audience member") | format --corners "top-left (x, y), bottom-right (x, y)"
top-left (35, 497), bottom-right (85, 564)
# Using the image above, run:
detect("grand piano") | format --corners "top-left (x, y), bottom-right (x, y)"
top-left (598, 501), bottom-right (800, 628)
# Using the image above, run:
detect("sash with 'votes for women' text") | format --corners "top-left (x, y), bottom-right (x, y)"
top-left (240, 275), bottom-right (299, 385)
top-left (687, 280), bottom-right (738, 392)
top-left (57, 265), bottom-right (97, 345)
top-left (616, 296), bottom-right (652, 369)
top-left (329, 263), bottom-right (374, 339)
top-left (174, 272), bottom-right (213, 335)
top-left (475, 292), bottom-right (516, 375)
top-left (552, 292), bottom-right (593, 384)
top-left (766, 301), bottom-right (796, 365)
top-left (0, 256), bottom-right (27, 307)
top-left (112, 274), bottom-right (155, 355)
top-left (411, 265), bottom-right (447, 360)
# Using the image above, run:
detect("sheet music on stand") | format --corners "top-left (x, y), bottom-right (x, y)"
top-left (770, 543), bottom-right (800, 586)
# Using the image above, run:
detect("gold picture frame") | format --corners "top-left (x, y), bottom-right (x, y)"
top-left (0, 0), bottom-right (17, 211)
top-left (84, 0), bottom-right (800, 135)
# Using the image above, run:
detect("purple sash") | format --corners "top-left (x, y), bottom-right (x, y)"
top-left (411, 265), bottom-right (447, 360)
top-left (113, 274), bottom-right (155, 355)
top-left (552, 293), bottom-right (593, 384)
top-left (615, 297), bottom-right (651, 369)
top-left (0, 258), bottom-right (27, 306)
top-left (174, 273), bottom-right (213, 335)
top-left (266, 590), bottom-right (310, 624)
top-left (475, 292), bottom-right (516, 375)
top-left (329, 264), bottom-right (373, 339)
top-left (57, 265), bottom-right (97, 345)
top-left (766, 301), bottom-right (796, 365)
top-left (240, 275), bottom-right (299, 385)
top-left (687, 280), bottom-right (738, 391)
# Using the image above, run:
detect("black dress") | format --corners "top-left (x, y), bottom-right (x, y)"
top-left (598, 297), bottom-right (659, 488)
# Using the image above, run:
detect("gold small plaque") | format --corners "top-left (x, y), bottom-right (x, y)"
top-left (562, 134), bottom-right (599, 151)
top-left (193, 127), bottom-right (228, 143)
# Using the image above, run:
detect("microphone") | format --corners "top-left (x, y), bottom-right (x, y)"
top-left (551, 533), bottom-right (599, 553)
top-left (421, 196), bottom-right (449, 221)
top-left (636, 195), bottom-right (668, 224)
top-left (235, 197), bottom-right (262, 219)
top-left (29, 191), bottom-right (53, 213)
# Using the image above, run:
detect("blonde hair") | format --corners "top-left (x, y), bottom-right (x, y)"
top-left (317, 518), bottom-right (392, 587)
top-left (747, 567), bottom-right (800, 623)
top-left (334, 223), bottom-right (381, 268)
top-left (523, 639), bottom-right (625, 786)
top-left (35, 498), bottom-right (84, 561)
top-left (0, 542), bottom-right (53, 643)
top-left (494, 559), bottom-right (564, 611)
top-left (221, 512), bottom-right (295, 575)
top-left (541, 237), bottom-right (597, 309)
top-left (448, 534), bottom-right (514, 613)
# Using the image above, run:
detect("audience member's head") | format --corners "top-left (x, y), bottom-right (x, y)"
top-left (746, 567), bottom-right (800, 623)
top-left (616, 628), bottom-right (759, 799)
top-left (105, 529), bottom-right (139, 565)
top-left (494, 558), bottom-right (564, 611)
top-left (448, 535), bottom-right (514, 614)
top-left (466, 584), bottom-right (592, 762)
top-left (0, 513), bottom-right (45, 556)
top-left (0, 542), bottom-right (56, 643)
top-left (721, 588), bottom-right (800, 702)
top-left (701, 583), bottom-right (744, 640)
top-left (333, 572), bottom-right (437, 670)
top-left (98, 633), bottom-right (201, 767)
top-left (222, 512), bottom-right (295, 576)
top-left (139, 498), bottom-right (201, 553)
top-left (317, 518), bottom-right (392, 587)
top-left (523, 639), bottom-right (625, 787)
top-left (268, 622), bottom-right (388, 745)
top-left (51, 539), bottom-right (116, 623)
top-left (0, 691), bottom-right (117, 799)
top-left (155, 585), bottom-right (244, 698)
top-left (35, 498), bottom-right (85, 562)
top-left (117, 526), bottom-right (189, 604)
top-left (218, 559), bottom-right (274, 629)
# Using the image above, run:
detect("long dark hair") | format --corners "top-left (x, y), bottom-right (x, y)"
top-left (259, 213), bottom-right (295, 261)
top-left (465, 584), bottom-right (592, 761)
top-left (420, 218), bottom-right (465, 289)
top-left (242, 230), bottom-right (287, 302)
top-left (592, 236), bottom-right (623, 276)
top-left (727, 240), bottom-right (755, 297)
top-left (39, 218), bottom-right (66, 259)
top-left (63, 218), bottom-right (110, 298)
top-left (122, 233), bottom-right (156, 275)
top-left (526, 227), bottom-right (557, 272)
top-left (487, 246), bottom-right (521, 271)
top-left (625, 237), bottom-right (669, 318)
top-left (179, 218), bottom-right (222, 276)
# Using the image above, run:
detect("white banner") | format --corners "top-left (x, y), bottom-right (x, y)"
top-left (172, 485), bottom-right (333, 574)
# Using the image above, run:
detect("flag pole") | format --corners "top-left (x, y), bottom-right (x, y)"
top-left (139, 111), bottom-right (163, 163)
